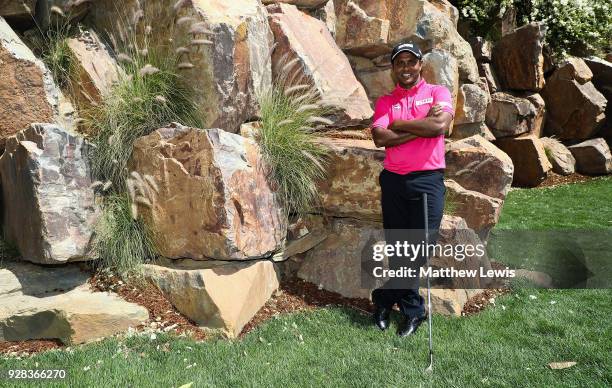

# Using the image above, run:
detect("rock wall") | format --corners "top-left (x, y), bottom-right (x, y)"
top-left (0, 0), bottom-right (610, 344)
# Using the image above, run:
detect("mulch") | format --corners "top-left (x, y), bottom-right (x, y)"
top-left (537, 171), bottom-right (594, 188)
top-left (0, 339), bottom-right (63, 356)
top-left (461, 288), bottom-right (511, 316)
top-left (1, 271), bottom-right (508, 356)
top-left (88, 271), bottom-right (208, 341)
top-left (239, 277), bottom-right (374, 337)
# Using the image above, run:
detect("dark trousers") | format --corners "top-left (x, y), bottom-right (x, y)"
top-left (371, 169), bottom-right (445, 319)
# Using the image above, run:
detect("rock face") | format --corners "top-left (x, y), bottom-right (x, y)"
top-left (334, 0), bottom-right (478, 83)
top-left (0, 16), bottom-right (71, 151)
top-left (584, 57), bottom-right (612, 141)
top-left (297, 218), bottom-right (383, 300)
top-left (267, 3), bottom-right (372, 127)
top-left (310, 0), bottom-right (337, 37)
top-left (0, 261), bottom-right (148, 344)
top-left (421, 49), bottom-right (459, 105)
top-left (491, 23), bottom-right (546, 91)
top-left (90, 0), bottom-right (273, 133)
top-left (316, 138), bottom-right (384, 221)
top-left (480, 63), bottom-right (499, 94)
top-left (143, 258), bottom-right (279, 338)
top-left (445, 135), bottom-right (514, 200)
top-left (66, 29), bottom-right (122, 110)
top-left (272, 215), bottom-right (330, 261)
top-left (486, 92), bottom-right (539, 138)
top-left (455, 83), bottom-right (489, 126)
top-left (540, 137), bottom-right (576, 175)
top-left (451, 122), bottom-right (495, 142)
top-left (298, 215), bottom-right (487, 302)
top-left (542, 58), bottom-right (607, 140)
top-left (495, 135), bottom-right (551, 187)
top-left (0, 124), bottom-right (98, 264)
top-left (524, 93), bottom-right (546, 138)
top-left (129, 124), bottom-right (286, 260)
top-left (445, 179), bottom-right (502, 241)
top-left (567, 138), bottom-right (612, 175)
top-left (349, 55), bottom-right (394, 104)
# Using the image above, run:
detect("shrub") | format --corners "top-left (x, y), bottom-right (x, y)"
top-left (257, 54), bottom-right (331, 215)
top-left (456, 0), bottom-right (612, 58)
top-left (87, 50), bottom-right (202, 193)
top-left (23, 5), bottom-right (78, 88)
top-left (91, 194), bottom-right (157, 277)
top-left (86, 1), bottom-right (205, 275)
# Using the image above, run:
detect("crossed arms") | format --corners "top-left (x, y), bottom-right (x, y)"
top-left (371, 105), bottom-right (453, 148)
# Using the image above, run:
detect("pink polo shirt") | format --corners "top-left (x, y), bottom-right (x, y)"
top-left (371, 78), bottom-right (454, 174)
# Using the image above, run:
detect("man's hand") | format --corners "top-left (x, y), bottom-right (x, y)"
top-left (427, 104), bottom-right (443, 117)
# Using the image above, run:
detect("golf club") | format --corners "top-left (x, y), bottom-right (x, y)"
top-left (423, 192), bottom-right (434, 373)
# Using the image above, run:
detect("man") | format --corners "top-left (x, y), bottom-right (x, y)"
top-left (370, 42), bottom-right (454, 337)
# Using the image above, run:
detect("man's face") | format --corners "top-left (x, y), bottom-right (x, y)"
top-left (392, 51), bottom-right (422, 88)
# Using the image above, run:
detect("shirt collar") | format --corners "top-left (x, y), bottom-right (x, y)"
top-left (392, 77), bottom-right (425, 97)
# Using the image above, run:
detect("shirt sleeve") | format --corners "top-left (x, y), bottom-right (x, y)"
top-left (371, 97), bottom-right (390, 129)
top-left (432, 86), bottom-right (455, 117)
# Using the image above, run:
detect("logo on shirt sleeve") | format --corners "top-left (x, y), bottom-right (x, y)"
top-left (415, 97), bottom-right (433, 106)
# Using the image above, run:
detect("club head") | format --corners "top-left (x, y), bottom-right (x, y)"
top-left (424, 352), bottom-right (433, 373)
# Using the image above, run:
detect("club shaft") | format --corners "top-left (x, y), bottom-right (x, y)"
top-left (423, 193), bottom-right (433, 367)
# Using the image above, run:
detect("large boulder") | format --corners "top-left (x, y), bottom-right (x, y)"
top-left (267, 3), bottom-right (372, 127)
top-left (445, 179), bottom-right (502, 241)
top-left (445, 135), bottom-right (514, 200)
top-left (450, 122), bottom-right (495, 142)
top-left (334, 0), bottom-right (478, 83)
top-left (129, 124), bottom-right (286, 261)
top-left (315, 137), bottom-right (384, 221)
top-left (524, 93), bottom-right (546, 138)
top-left (143, 258), bottom-right (279, 338)
top-left (486, 92), bottom-right (539, 138)
top-left (349, 55), bottom-right (394, 104)
top-left (0, 124), bottom-right (97, 264)
top-left (584, 57), bottom-right (612, 142)
top-left (0, 16), bottom-right (72, 151)
top-left (470, 36), bottom-right (492, 63)
top-left (541, 58), bottom-right (607, 140)
top-left (309, 0), bottom-right (337, 38)
top-left (421, 48), bottom-right (459, 105)
top-left (0, 261), bottom-right (148, 344)
top-left (495, 135), bottom-right (551, 187)
top-left (540, 137), bottom-right (576, 175)
top-left (66, 29), bottom-right (123, 112)
top-left (454, 83), bottom-right (489, 126)
top-left (567, 138), bottom-right (612, 175)
top-left (479, 63), bottom-right (500, 94)
top-left (491, 23), bottom-right (546, 92)
top-left (89, 0), bottom-right (273, 133)
top-left (297, 215), bottom-right (487, 301)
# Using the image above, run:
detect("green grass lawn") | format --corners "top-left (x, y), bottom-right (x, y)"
top-left (490, 176), bottom-right (612, 288)
top-left (1, 178), bottom-right (611, 387)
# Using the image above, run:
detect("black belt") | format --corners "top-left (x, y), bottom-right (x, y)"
top-left (383, 168), bottom-right (445, 177)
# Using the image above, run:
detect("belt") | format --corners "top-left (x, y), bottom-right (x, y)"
top-left (383, 168), bottom-right (445, 177)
